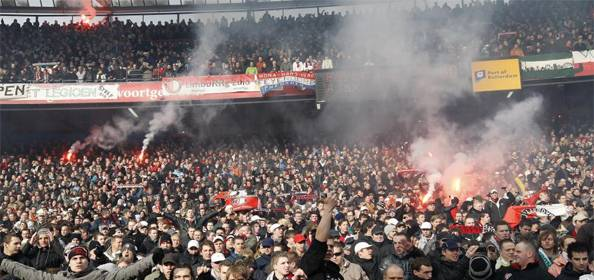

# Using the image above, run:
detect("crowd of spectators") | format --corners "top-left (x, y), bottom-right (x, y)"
top-left (0, 123), bottom-right (593, 280)
top-left (0, 0), bottom-right (592, 83)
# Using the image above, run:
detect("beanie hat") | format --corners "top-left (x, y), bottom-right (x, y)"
top-left (468, 255), bottom-right (493, 280)
top-left (67, 246), bottom-right (89, 262)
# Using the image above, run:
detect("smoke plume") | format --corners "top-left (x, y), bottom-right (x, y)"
top-left (140, 103), bottom-right (185, 156)
top-left (68, 115), bottom-right (142, 156)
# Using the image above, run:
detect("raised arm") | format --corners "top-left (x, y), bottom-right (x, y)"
top-left (0, 259), bottom-right (56, 280)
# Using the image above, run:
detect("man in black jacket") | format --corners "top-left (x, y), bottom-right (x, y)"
top-left (380, 232), bottom-right (425, 280)
top-left (299, 194), bottom-right (344, 280)
top-left (556, 242), bottom-right (590, 280)
top-left (430, 239), bottom-right (479, 280)
top-left (501, 240), bottom-right (554, 280)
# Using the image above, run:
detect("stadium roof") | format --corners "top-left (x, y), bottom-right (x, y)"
top-left (0, 0), bottom-right (391, 15)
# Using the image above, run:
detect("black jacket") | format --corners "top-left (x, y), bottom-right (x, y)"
top-left (20, 243), bottom-right (64, 271)
top-left (504, 262), bottom-right (554, 280)
top-left (555, 263), bottom-right (589, 280)
top-left (299, 239), bottom-right (343, 280)
top-left (431, 256), bottom-right (470, 280)
top-left (380, 247), bottom-right (425, 280)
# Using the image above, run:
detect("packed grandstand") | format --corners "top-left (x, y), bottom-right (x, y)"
top-left (0, 1), bottom-right (594, 280)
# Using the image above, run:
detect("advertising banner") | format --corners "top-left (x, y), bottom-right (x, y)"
top-left (520, 52), bottom-right (575, 80)
top-left (0, 72), bottom-right (315, 105)
top-left (257, 71), bottom-right (316, 95)
top-left (471, 59), bottom-right (522, 92)
top-left (572, 50), bottom-right (594, 77)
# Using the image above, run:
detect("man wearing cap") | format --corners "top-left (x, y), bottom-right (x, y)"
top-left (146, 252), bottom-right (179, 280)
top-left (255, 238), bottom-right (274, 271)
top-left (417, 223), bottom-right (435, 255)
top-left (572, 212), bottom-right (589, 238)
top-left (0, 245), bottom-right (164, 280)
top-left (352, 241), bottom-right (380, 280)
top-left (430, 239), bottom-right (479, 280)
top-left (331, 243), bottom-right (369, 280)
top-left (484, 189), bottom-right (514, 223)
top-left (210, 253), bottom-right (226, 280)
top-left (270, 224), bottom-right (285, 243)
top-left (180, 240), bottom-right (202, 267)
top-left (293, 234), bottom-right (307, 257)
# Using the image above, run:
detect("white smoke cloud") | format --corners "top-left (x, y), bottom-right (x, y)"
top-left (409, 96), bottom-right (544, 197)
top-left (141, 103), bottom-right (185, 155)
top-left (68, 115), bottom-right (143, 155)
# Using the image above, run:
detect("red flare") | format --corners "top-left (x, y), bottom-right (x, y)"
top-left (421, 192), bottom-right (432, 204)
top-left (66, 150), bottom-right (73, 161)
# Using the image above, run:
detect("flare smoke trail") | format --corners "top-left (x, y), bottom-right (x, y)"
top-left (140, 103), bottom-right (185, 157)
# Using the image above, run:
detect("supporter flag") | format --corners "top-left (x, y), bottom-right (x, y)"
top-left (520, 52), bottom-right (575, 80)
top-left (572, 50), bottom-right (594, 76)
top-left (503, 204), bottom-right (568, 228)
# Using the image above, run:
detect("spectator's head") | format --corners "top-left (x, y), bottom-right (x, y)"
top-left (111, 235), bottom-right (123, 252)
top-left (37, 228), bottom-right (51, 248)
top-left (271, 252), bottom-right (290, 278)
top-left (234, 237), bottom-right (245, 254)
top-left (173, 265), bottom-right (195, 280)
top-left (259, 238), bottom-right (273, 256)
top-left (187, 240), bottom-right (200, 256)
top-left (330, 242), bottom-right (345, 265)
top-left (494, 221), bottom-right (511, 240)
top-left (201, 241), bottom-right (214, 261)
top-left (219, 260), bottom-right (233, 280)
top-left (420, 222), bottom-right (433, 238)
top-left (441, 239), bottom-right (460, 262)
top-left (67, 246), bottom-right (89, 273)
top-left (499, 239), bottom-right (515, 262)
top-left (160, 253), bottom-right (179, 280)
top-left (572, 212), bottom-right (588, 232)
top-left (384, 264), bottom-right (405, 280)
top-left (393, 232), bottom-right (412, 256)
top-left (567, 242), bottom-right (590, 273)
top-left (513, 240), bottom-right (537, 269)
top-left (225, 264), bottom-right (249, 280)
top-left (355, 242), bottom-right (374, 260)
top-left (411, 257), bottom-right (433, 280)
top-left (537, 229), bottom-right (558, 254)
top-left (160, 233), bottom-right (173, 250)
top-left (2, 233), bottom-right (21, 256)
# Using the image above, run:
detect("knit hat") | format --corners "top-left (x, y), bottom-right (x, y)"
top-left (67, 246), bottom-right (89, 262)
top-left (468, 255), bottom-right (493, 280)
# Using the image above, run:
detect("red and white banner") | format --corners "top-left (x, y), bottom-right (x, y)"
top-left (0, 72), bottom-right (315, 105)
top-left (572, 50), bottom-right (594, 77)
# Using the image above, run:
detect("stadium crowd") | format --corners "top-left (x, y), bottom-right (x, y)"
top-left (0, 124), bottom-right (593, 280)
top-left (0, 0), bottom-right (592, 83)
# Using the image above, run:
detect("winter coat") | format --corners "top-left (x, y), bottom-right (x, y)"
top-left (431, 256), bottom-right (470, 280)
top-left (338, 260), bottom-right (369, 280)
top-left (0, 254), bottom-right (154, 280)
top-left (21, 243), bottom-right (65, 272)
top-left (501, 262), bottom-right (555, 280)
top-left (556, 263), bottom-right (589, 280)
top-left (299, 239), bottom-right (343, 280)
top-left (379, 247), bottom-right (425, 280)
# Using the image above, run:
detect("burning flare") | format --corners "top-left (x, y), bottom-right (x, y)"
top-left (138, 149), bottom-right (146, 161)
top-left (421, 192), bottom-right (432, 204)
top-left (453, 177), bottom-right (461, 193)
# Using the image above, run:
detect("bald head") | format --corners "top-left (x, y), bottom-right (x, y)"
top-left (384, 264), bottom-right (405, 280)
